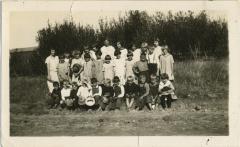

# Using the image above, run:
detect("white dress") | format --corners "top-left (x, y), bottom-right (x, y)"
top-left (100, 45), bottom-right (115, 60)
top-left (102, 62), bottom-right (115, 81)
top-left (159, 53), bottom-right (174, 80)
top-left (113, 58), bottom-right (126, 85)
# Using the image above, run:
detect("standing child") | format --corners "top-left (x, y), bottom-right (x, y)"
top-left (71, 50), bottom-right (83, 69)
top-left (48, 82), bottom-right (61, 109)
top-left (113, 50), bottom-right (126, 85)
top-left (45, 48), bottom-right (59, 94)
top-left (136, 74), bottom-right (150, 110)
top-left (81, 46), bottom-right (97, 61)
top-left (125, 51), bottom-right (136, 80)
top-left (99, 79), bottom-right (114, 111)
top-left (148, 74), bottom-right (160, 110)
top-left (102, 55), bottom-right (115, 81)
top-left (153, 39), bottom-right (163, 76)
top-left (70, 82), bottom-right (79, 110)
top-left (60, 80), bottom-right (72, 109)
top-left (81, 53), bottom-right (94, 82)
top-left (147, 46), bottom-right (158, 76)
top-left (70, 64), bottom-right (82, 86)
top-left (109, 76), bottom-right (125, 111)
top-left (159, 73), bottom-right (175, 109)
top-left (57, 55), bottom-right (70, 85)
top-left (131, 44), bottom-right (141, 62)
top-left (159, 45), bottom-right (174, 81)
top-left (132, 53), bottom-right (149, 82)
top-left (64, 51), bottom-right (71, 64)
top-left (124, 76), bottom-right (139, 110)
top-left (92, 51), bottom-right (104, 84)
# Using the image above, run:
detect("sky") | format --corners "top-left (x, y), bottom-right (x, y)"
top-left (9, 10), bottom-right (227, 49)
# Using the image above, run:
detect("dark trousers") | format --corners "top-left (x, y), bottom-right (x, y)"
top-left (109, 97), bottom-right (122, 110)
top-left (160, 94), bottom-right (172, 109)
top-left (47, 96), bottom-right (60, 108)
top-left (148, 63), bottom-right (157, 76)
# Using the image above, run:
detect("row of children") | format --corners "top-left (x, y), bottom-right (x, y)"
top-left (45, 39), bottom-right (175, 93)
top-left (48, 73), bottom-right (176, 111)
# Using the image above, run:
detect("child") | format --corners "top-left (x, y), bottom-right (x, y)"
top-left (136, 74), bottom-right (150, 110)
top-left (92, 51), bottom-right (104, 84)
top-left (70, 64), bottom-right (82, 86)
top-left (131, 44), bottom-right (141, 62)
top-left (148, 74), bottom-right (160, 110)
top-left (116, 41), bottom-right (128, 60)
top-left (159, 45), bottom-right (174, 81)
top-left (159, 73), bottom-right (175, 109)
top-left (99, 79), bottom-right (114, 111)
top-left (48, 82), bottom-right (61, 109)
top-left (64, 51), bottom-right (71, 64)
top-left (100, 39), bottom-right (116, 60)
top-left (81, 53), bottom-right (94, 82)
top-left (77, 80), bottom-right (92, 110)
top-left (102, 55), bottom-right (114, 81)
top-left (153, 39), bottom-right (163, 76)
top-left (45, 48), bottom-right (59, 93)
top-left (147, 46), bottom-right (158, 76)
top-left (71, 50), bottom-right (84, 69)
top-left (81, 46), bottom-right (96, 60)
top-left (70, 82), bottom-right (79, 110)
top-left (91, 78), bottom-right (102, 108)
top-left (132, 53), bottom-right (149, 82)
top-left (108, 76), bottom-right (125, 111)
top-left (124, 76), bottom-right (139, 110)
top-left (60, 80), bottom-right (72, 109)
top-left (57, 55), bottom-right (70, 85)
top-left (125, 51), bottom-right (136, 80)
top-left (113, 50), bottom-right (126, 85)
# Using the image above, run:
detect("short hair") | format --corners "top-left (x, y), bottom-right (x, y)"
top-left (73, 50), bottom-right (81, 55)
top-left (84, 53), bottom-right (91, 59)
top-left (104, 78), bottom-right (111, 85)
top-left (140, 52), bottom-right (146, 57)
top-left (53, 82), bottom-right (59, 87)
top-left (95, 50), bottom-right (102, 56)
top-left (150, 74), bottom-right (157, 80)
top-left (161, 73), bottom-right (169, 80)
top-left (113, 76), bottom-right (120, 83)
top-left (139, 73), bottom-right (146, 79)
top-left (127, 75), bottom-right (134, 81)
top-left (91, 78), bottom-right (98, 84)
top-left (63, 80), bottom-right (69, 85)
top-left (114, 50), bottom-right (121, 56)
top-left (127, 51), bottom-right (133, 57)
top-left (72, 64), bottom-right (81, 73)
top-left (105, 55), bottom-right (111, 60)
top-left (72, 82), bottom-right (78, 87)
top-left (50, 48), bottom-right (55, 51)
top-left (59, 55), bottom-right (65, 59)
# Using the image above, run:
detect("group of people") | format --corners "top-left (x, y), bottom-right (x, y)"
top-left (46, 39), bottom-right (176, 111)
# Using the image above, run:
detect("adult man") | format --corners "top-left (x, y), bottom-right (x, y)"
top-left (45, 48), bottom-right (59, 93)
top-left (100, 39), bottom-right (115, 60)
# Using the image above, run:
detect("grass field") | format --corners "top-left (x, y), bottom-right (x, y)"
top-left (10, 60), bottom-right (229, 136)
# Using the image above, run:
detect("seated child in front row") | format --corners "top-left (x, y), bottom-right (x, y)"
top-left (60, 80), bottom-right (72, 109)
top-left (91, 78), bottom-right (102, 108)
top-left (135, 73), bottom-right (150, 110)
top-left (124, 76), bottom-right (139, 110)
top-left (98, 79), bottom-right (114, 111)
top-left (109, 76), bottom-right (125, 111)
top-left (148, 74), bottom-right (160, 110)
top-left (159, 73), bottom-right (175, 109)
top-left (48, 82), bottom-right (61, 109)
top-left (77, 80), bottom-right (92, 110)
top-left (69, 82), bottom-right (79, 110)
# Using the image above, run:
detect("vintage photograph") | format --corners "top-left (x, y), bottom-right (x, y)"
top-left (9, 9), bottom-right (228, 136)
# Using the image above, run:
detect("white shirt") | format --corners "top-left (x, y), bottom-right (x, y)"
top-left (120, 48), bottom-right (128, 60)
top-left (92, 85), bottom-right (102, 96)
top-left (113, 58), bottom-right (126, 75)
top-left (147, 53), bottom-right (157, 63)
top-left (154, 46), bottom-right (163, 63)
top-left (45, 55), bottom-right (59, 72)
top-left (77, 86), bottom-right (91, 99)
top-left (132, 48), bottom-right (141, 62)
top-left (71, 58), bottom-right (84, 68)
top-left (100, 45), bottom-right (115, 60)
top-left (61, 88), bottom-right (71, 100)
top-left (159, 80), bottom-right (175, 95)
